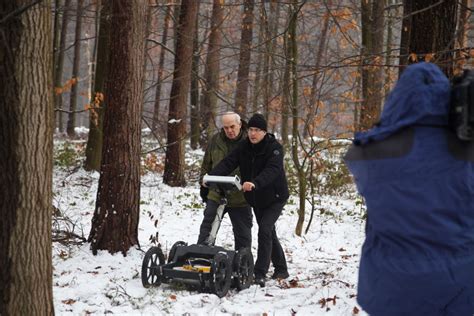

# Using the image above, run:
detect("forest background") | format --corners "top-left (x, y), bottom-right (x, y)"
top-left (0, 0), bottom-right (472, 314)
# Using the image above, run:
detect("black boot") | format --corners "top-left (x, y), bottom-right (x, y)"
top-left (254, 275), bottom-right (266, 287)
top-left (271, 270), bottom-right (289, 280)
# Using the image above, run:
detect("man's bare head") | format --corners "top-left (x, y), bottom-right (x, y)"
top-left (221, 112), bottom-right (242, 140)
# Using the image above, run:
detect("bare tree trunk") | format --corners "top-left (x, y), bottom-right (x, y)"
top-left (163, 0), bottom-right (199, 187)
top-left (54, 0), bottom-right (72, 132)
top-left (455, 0), bottom-right (470, 73)
top-left (399, 0), bottom-right (458, 78)
top-left (89, 0), bottom-right (101, 101)
top-left (234, 0), bottom-right (255, 119)
top-left (152, 4), bottom-right (172, 135)
top-left (88, 0), bottom-right (147, 255)
top-left (354, 53), bottom-right (362, 132)
top-left (172, 1), bottom-right (181, 53)
top-left (281, 4), bottom-right (291, 145)
top-left (252, 2), bottom-right (264, 113)
top-left (53, 0), bottom-right (62, 81)
top-left (262, 0), bottom-right (280, 122)
top-left (261, 1), bottom-right (270, 119)
top-left (84, 1), bottom-right (110, 172)
top-left (384, 0), bottom-right (396, 97)
top-left (281, 59), bottom-right (289, 144)
top-left (285, 1), bottom-right (306, 237)
top-left (143, 2), bottom-right (153, 80)
top-left (307, 0), bottom-right (331, 137)
top-left (399, 0), bottom-right (412, 77)
top-left (0, 1), bottom-right (54, 314)
top-left (190, 7), bottom-right (201, 150)
top-left (359, 0), bottom-right (384, 131)
top-left (200, 0), bottom-right (224, 147)
top-left (456, 0), bottom-right (469, 49)
top-left (66, 0), bottom-right (84, 137)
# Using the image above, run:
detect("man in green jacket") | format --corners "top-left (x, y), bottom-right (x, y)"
top-left (197, 112), bottom-right (252, 250)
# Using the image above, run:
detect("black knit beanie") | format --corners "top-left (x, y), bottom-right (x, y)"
top-left (248, 113), bottom-right (267, 131)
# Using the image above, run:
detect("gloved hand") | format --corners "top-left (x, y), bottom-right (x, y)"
top-left (200, 186), bottom-right (209, 203)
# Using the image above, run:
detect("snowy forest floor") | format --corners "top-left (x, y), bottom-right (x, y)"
top-left (52, 136), bottom-right (368, 315)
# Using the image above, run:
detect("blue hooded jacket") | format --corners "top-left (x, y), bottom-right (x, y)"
top-left (344, 63), bottom-right (474, 316)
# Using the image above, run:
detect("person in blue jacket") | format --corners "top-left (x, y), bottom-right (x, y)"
top-left (344, 62), bottom-right (474, 316)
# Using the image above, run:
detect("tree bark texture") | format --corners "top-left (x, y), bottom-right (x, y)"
top-left (163, 0), bottom-right (198, 187)
top-left (190, 8), bottom-right (200, 150)
top-left (252, 2), bottom-right (264, 113)
top-left (234, 0), bottom-right (255, 119)
top-left (88, 0), bottom-right (147, 255)
top-left (281, 54), bottom-right (290, 145)
top-left (53, 0), bottom-right (62, 81)
top-left (286, 2), bottom-right (306, 237)
top-left (0, 1), bottom-right (54, 314)
top-left (456, 0), bottom-right (469, 50)
top-left (54, 0), bottom-right (72, 132)
top-left (281, 4), bottom-right (292, 145)
top-left (384, 0), bottom-right (397, 97)
top-left (307, 0), bottom-right (330, 137)
top-left (359, 0), bottom-right (385, 131)
top-left (152, 4), bottom-right (171, 134)
top-left (89, 0), bottom-right (101, 102)
top-left (399, 0), bottom-right (458, 78)
top-left (455, 0), bottom-right (469, 73)
top-left (66, 0), bottom-right (84, 137)
top-left (84, 0), bottom-right (110, 172)
top-left (263, 0), bottom-right (280, 122)
top-left (200, 0), bottom-right (224, 147)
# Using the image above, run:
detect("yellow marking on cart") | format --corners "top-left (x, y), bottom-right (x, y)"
top-left (182, 264), bottom-right (211, 273)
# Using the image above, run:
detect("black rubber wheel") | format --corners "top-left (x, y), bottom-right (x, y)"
top-left (141, 246), bottom-right (165, 288)
top-left (167, 241), bottom-right (187, 263)
top-left (210, 252), bottom-right (232, 298)
top-left (232, 247), bottom-right (254, 290)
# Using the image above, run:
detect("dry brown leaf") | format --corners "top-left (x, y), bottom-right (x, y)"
top-left (319, 298), bottom-right (326, 308)
top-left (425, 53), bottom-right (434, 62)
top-left (409, 53), bottom-right (417, 62)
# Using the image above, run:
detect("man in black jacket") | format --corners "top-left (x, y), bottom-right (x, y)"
top-left (208, 113), bottom-right (289, 287)
top-left (197, 112), bottom-right (252, 250)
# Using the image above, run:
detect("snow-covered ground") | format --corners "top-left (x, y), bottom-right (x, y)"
top-left (52, 141), bottom-right (367, 315)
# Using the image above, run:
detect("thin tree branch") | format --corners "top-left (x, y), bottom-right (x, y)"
top-left (146, 38), bottom-right (176, 57)
top-left (54, 108), bottom-right (88, 114)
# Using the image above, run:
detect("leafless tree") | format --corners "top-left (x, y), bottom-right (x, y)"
top-left (88, 0), bottom-right (147, 254)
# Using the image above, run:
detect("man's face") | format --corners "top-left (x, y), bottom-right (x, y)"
top-left (248, 127), bottom-right (266, 144)
top-left (222, 115), bottom-right (241, 140)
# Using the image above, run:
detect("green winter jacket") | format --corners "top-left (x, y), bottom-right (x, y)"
top-left (200, 129), bottom-right (248, 207)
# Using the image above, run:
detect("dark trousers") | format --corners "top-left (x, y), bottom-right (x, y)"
top-left (253, 200), bottom-right (288, 277)
top-left (197, 199), bottom-right (252, 250)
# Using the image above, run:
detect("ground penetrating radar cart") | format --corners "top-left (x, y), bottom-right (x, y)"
top-left (141, 175), bottom-right (254, 297)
